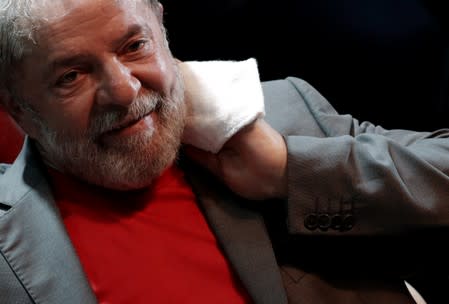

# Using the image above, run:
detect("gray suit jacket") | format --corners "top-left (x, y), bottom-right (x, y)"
top-left (2, 77), bottom-right (448, 303)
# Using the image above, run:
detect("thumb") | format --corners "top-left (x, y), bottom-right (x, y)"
top-left (183, 145), bottom-right (222, 177)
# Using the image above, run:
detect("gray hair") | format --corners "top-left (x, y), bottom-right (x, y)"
top-left (0, 0), bottom-right (161, 87)
top-left (0, 0), bottom-right (35, 86)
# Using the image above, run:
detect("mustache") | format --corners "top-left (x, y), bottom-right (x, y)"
top-left (88, 93), bottom-right (162, 137)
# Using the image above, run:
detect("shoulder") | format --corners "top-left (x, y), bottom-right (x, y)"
top-left (262, 77), bottom-right (329, 103)
top-left (262, 76), bottom-right (316, 93)
top-left (261, 77), bottom-right (331, 110)
top-left (261, 77), bottom-right (338, 133)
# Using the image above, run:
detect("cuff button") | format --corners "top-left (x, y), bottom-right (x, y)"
top-left (318, 213), bottom-right (331, 231)
top-left (342, 214), bottom-right (355, 231)
top-left (304, 213), bottom-right (318, 230)
top-left (331, 214), bottom-right (343, 230)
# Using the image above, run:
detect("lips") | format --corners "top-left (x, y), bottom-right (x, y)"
top-left (109, 112), bottom-right (150, 133)
top-left (92, 96), bottom-right (161, 146)
top-left (94, 110), bottom-right (154, 147)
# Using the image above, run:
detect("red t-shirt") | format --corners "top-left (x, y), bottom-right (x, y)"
top-left (48, 165), bottom-right (252, 304)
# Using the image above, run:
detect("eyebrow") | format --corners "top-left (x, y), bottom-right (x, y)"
top-left (49, 54), bottom-right (92, 71)
top-left (46, 24), bottom-right (151, 76)
top-left (111, 24), bottom-right (151, 48)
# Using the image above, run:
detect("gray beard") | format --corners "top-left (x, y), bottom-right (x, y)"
top-left (36, 88), bottom-right (186, 191)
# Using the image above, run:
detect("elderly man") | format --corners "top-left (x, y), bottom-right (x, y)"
top-left (1, 0), bottom-right (449, 303)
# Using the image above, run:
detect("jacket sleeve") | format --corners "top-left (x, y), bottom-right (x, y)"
top-left (263, 77), bottom-right (449, 236)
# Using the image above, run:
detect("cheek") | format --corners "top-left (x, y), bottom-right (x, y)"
top-left (137, 54), bottom-right (177, 95)
top-left (42, 93), bottom-right (94, 136)
top-left (141, 33), bottom-right (177, 94)
top-left (158, 56), bottom-right (177, 94)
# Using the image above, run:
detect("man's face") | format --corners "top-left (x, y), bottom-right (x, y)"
top-left (12, 0), bottom-right (186, 190)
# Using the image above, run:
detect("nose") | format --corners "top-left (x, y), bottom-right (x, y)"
top-left (96, 57), bottom-right (141, 107)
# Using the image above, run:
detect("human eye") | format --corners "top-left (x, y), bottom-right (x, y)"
top-left (56, 70), bottom-right (80, 87)
top-left (126, 40), bottom-right (148, 53)
top-left (121, 38), bottom-right (153, 60)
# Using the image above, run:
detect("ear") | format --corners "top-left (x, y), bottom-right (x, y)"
top-left (0, 89), bottom-right (25, 124)
top-left (0, 89), bottom-right (39, 139)
top-left (0, 89), bottom-right (21, 121)
top-left (155, 2), bottom-right (164, 24)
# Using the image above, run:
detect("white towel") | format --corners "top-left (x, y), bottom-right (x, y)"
top-left (180, 58), bottom-right (265, 153)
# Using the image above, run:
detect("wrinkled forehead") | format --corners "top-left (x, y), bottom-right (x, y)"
top-left (6, 0), bottom-right (160, 82)
top-left (27, 0), bottom-right (156, 50)
top-left (32, 0), bottom-right (150, 27)
top-left (31, 0), bottom-right (142, 18)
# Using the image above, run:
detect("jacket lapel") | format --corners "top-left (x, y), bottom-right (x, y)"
top-left (0, 140), bottom-right (288, 304)
top-left (0, 139), bottom-right (97, 304)
top-left (183, 160), bottom-right (288, 304)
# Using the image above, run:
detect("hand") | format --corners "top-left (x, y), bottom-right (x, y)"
top-left (184, 119), bottom-right (287, 200)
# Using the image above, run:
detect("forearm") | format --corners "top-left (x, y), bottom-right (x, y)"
top-left (267, 77), bottom-right (449, 236)
top-left (286, 133), bottom-right (449, 235)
